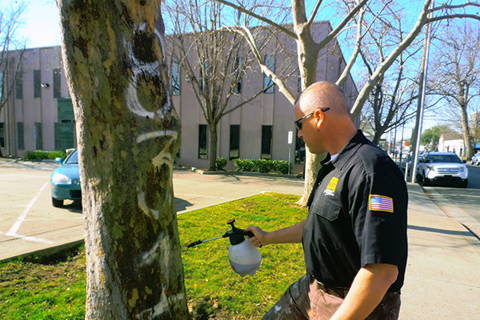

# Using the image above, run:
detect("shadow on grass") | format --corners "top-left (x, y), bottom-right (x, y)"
top-left (20, 243), bottom-right (84, 265)
top-left (176, 197), bottom-right (193, 212)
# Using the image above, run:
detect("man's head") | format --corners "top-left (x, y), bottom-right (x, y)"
top-left (294, 81), bottom-right (356, 154)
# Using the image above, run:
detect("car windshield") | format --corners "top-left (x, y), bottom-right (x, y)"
top-left (65, 151), bottom-right (78, 164)
top-left (427, 154), bottom-right (461, 163)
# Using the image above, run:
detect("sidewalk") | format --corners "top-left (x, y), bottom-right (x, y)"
top-left (401, 183), bottom-right (480, 319)
top-left (1, 169), bottom-right (479, 318)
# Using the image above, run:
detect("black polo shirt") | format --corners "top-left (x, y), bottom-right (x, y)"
top-left (302, 130), bottom-right (408, 292)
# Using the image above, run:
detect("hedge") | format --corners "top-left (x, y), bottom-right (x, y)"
top-left (215, 157), bottom-right (227, 170)
top-left (22, 150), bottom-right (66, 161)
top-left (233, 158), bottom-right (290, 174)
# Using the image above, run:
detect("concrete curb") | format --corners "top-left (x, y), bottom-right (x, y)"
top-left (0, 239), bottom-right (84, 264)
top-left (192, 169), bottom-right (303, 180)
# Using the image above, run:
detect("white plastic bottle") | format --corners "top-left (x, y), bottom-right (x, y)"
top-left (228, 235), bottom-right (262, 276)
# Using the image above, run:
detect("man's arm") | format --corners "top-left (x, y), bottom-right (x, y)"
top-left (246, 220), bottom-right (306, 247)
top-left (330, 263), bottom-right (399, 320)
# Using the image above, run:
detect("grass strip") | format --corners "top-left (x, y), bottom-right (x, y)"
top-left (0, 192), bottom-right (307, 319)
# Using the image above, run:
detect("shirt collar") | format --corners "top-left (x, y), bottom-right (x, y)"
top-left (329, 130), bottom-right (370, 169)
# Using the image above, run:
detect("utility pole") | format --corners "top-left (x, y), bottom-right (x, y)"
top-left (411, 0), bottom-right (434, 183)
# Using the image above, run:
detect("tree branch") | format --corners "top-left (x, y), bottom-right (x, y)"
top-left (226, 25), bottom-right (296, 104)
top-left (306, 0), bottom-right (324, 27)
top-left (317, 0), bottom-right (368, 49)
top-left (214, 0), bottom-right (297, 39)
top-left (350, 0), bottom-right (431, 118)
top-left (430, 3), bottom-right (480, 13)
top-left (427, 14), bottom-right (480, 23)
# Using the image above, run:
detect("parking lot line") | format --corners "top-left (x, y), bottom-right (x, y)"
top-left (0, 232), bottom-right (54, 244)
top-left (6, 181), bottom-right (49, 236)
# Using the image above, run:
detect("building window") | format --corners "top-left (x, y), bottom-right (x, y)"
top-left (263, 55), bottom-right (275, 93)
top-left (232, 56), bottom-right (243, 94)
top-left (171, 61), bottom-right (181, 96)
top-left (16, 72), bottom-right (23, 99)
top-left (53, 68), bottom-right (61, 98)
top-left (229, 125), bottom-right (240, 160)
top-left (17, 122), bottom-right (24, 150)
top-left (198, 124), bottom-right (208, 159)
top-left (0, 123), bottom-right (4, 148)
top-left (34, 70), bottom-right (41, 98)
top-left (35, 123), bottom-right (43, 150)
top-left (261, 125), bottom-right (272, 159)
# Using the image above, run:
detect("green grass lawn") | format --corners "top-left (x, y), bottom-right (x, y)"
top-left (0, 193), bottom-right (307, 319)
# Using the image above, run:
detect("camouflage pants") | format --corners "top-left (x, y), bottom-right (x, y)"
top-left (262, 274), bottom-right (401, 320)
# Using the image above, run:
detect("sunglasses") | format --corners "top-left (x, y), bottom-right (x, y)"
top-left (295, 107), bottom-right (330, 130)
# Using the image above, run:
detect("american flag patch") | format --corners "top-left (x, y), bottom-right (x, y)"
top-left (369, 194), bottom-right (394, 213)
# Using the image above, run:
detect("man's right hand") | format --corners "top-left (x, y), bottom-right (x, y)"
top-left (246, 220), bottom-right (306, 247)
top-left (246, 226), bottom-right (269, 248)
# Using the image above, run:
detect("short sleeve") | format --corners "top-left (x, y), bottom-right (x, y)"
top-left (348, 161), bottom-right (408, 268)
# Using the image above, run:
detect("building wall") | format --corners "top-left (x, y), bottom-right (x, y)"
top-left (438, 138), bottom-right (466, 157)
top-left (1, 23), bottom-right (358, 167)
top-left (0, 46), bottom-right (70, 157)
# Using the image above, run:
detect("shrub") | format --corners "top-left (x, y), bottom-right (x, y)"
top-left (22, 150), bottom-right (66, 161)
top-left (215, 157), bottom-right (227, 170)
top-left (272, 160), bottom-right (290, 174)
top-left (233, 158), bottom-right (291, 174)
top-left (233, 159), bottom-right (255, 172)
top-left (252, 159), bottom-right (273, 173)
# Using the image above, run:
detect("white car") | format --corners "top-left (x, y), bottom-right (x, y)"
top-left (471, 152), bottom-right (480, 166)
top-left (417, 152), bottom-right (468, 188)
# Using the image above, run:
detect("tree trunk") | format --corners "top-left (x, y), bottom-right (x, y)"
top-left (372, 130), bottom-right (383, 146)
top-left (208, 123), bottom-right (218, 170)
top-left (459, 104), bottom-right (473, 159)
top-left (58, 1), bottom-right (189, 319)
top-left (295, 23), bottom-right (324, 206)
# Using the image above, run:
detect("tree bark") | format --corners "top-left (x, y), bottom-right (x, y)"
top-left (57, 1), bottom-right (189, 319)
top-left (208, 123), bottom-right (218, 170)
top-left (459, 104), bottom-right (473, 158)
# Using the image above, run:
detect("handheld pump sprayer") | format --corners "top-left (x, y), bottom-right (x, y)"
top-left (187, 219), bottom-right (262, 276)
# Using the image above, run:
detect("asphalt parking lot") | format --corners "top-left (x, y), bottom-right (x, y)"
top-left (0, 160), bottom-right (304, 261)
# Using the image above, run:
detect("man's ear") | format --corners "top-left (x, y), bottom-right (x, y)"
top-left (313, 109), bottom-right (324, 129)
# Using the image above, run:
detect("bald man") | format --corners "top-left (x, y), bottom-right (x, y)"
top-left (247, 82), bottom-right (408, 320)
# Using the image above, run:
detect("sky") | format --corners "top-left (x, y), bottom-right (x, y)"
top-left (3, 0), bottom-right (471, 140)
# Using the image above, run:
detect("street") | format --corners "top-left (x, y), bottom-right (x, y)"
top-left (422, 165), bottom-right (480, 236)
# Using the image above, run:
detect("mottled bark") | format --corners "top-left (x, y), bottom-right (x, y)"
top-left (57, 1), bottom-right (188, 319)
top-left (208, 123), bottom-right (218, 170)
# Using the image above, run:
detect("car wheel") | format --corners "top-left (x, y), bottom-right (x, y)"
top-left (459, 179), bottom-right (468, 188)
top-left (52, 198), bottom-right (63, 208)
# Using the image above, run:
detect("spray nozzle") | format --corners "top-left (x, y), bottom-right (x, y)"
top-left (225, 219), bottom-right (254, 245)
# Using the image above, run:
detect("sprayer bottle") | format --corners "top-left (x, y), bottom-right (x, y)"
top-left (226, 220), bottom-right (262, 277)
top-left (186, 219), bottom-right (262, 276)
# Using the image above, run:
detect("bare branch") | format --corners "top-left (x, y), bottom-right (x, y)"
top-left (306, 0), bottom-right (324, 27)
top-left (317, 0), bottom-right (368, 49)
top-left (427, 14), bottom-right (480, 23)
top-left (226, 25), bottom-right (296, 103)
top-left (429, 3), bottom-right (480, 13)
top-left (214, 0), bottom-right (297, 38)
top-left (337, 7), bottom-right (365, 87)
top-left (351, 0), bottom-right (431, 118)
top-left (222, 86), bottom-right (269, 116)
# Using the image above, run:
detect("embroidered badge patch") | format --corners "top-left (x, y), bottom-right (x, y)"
top-left (324, 177), bottom-right (339, 196)
top-left (369, 194), bottom-right (394, 213)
